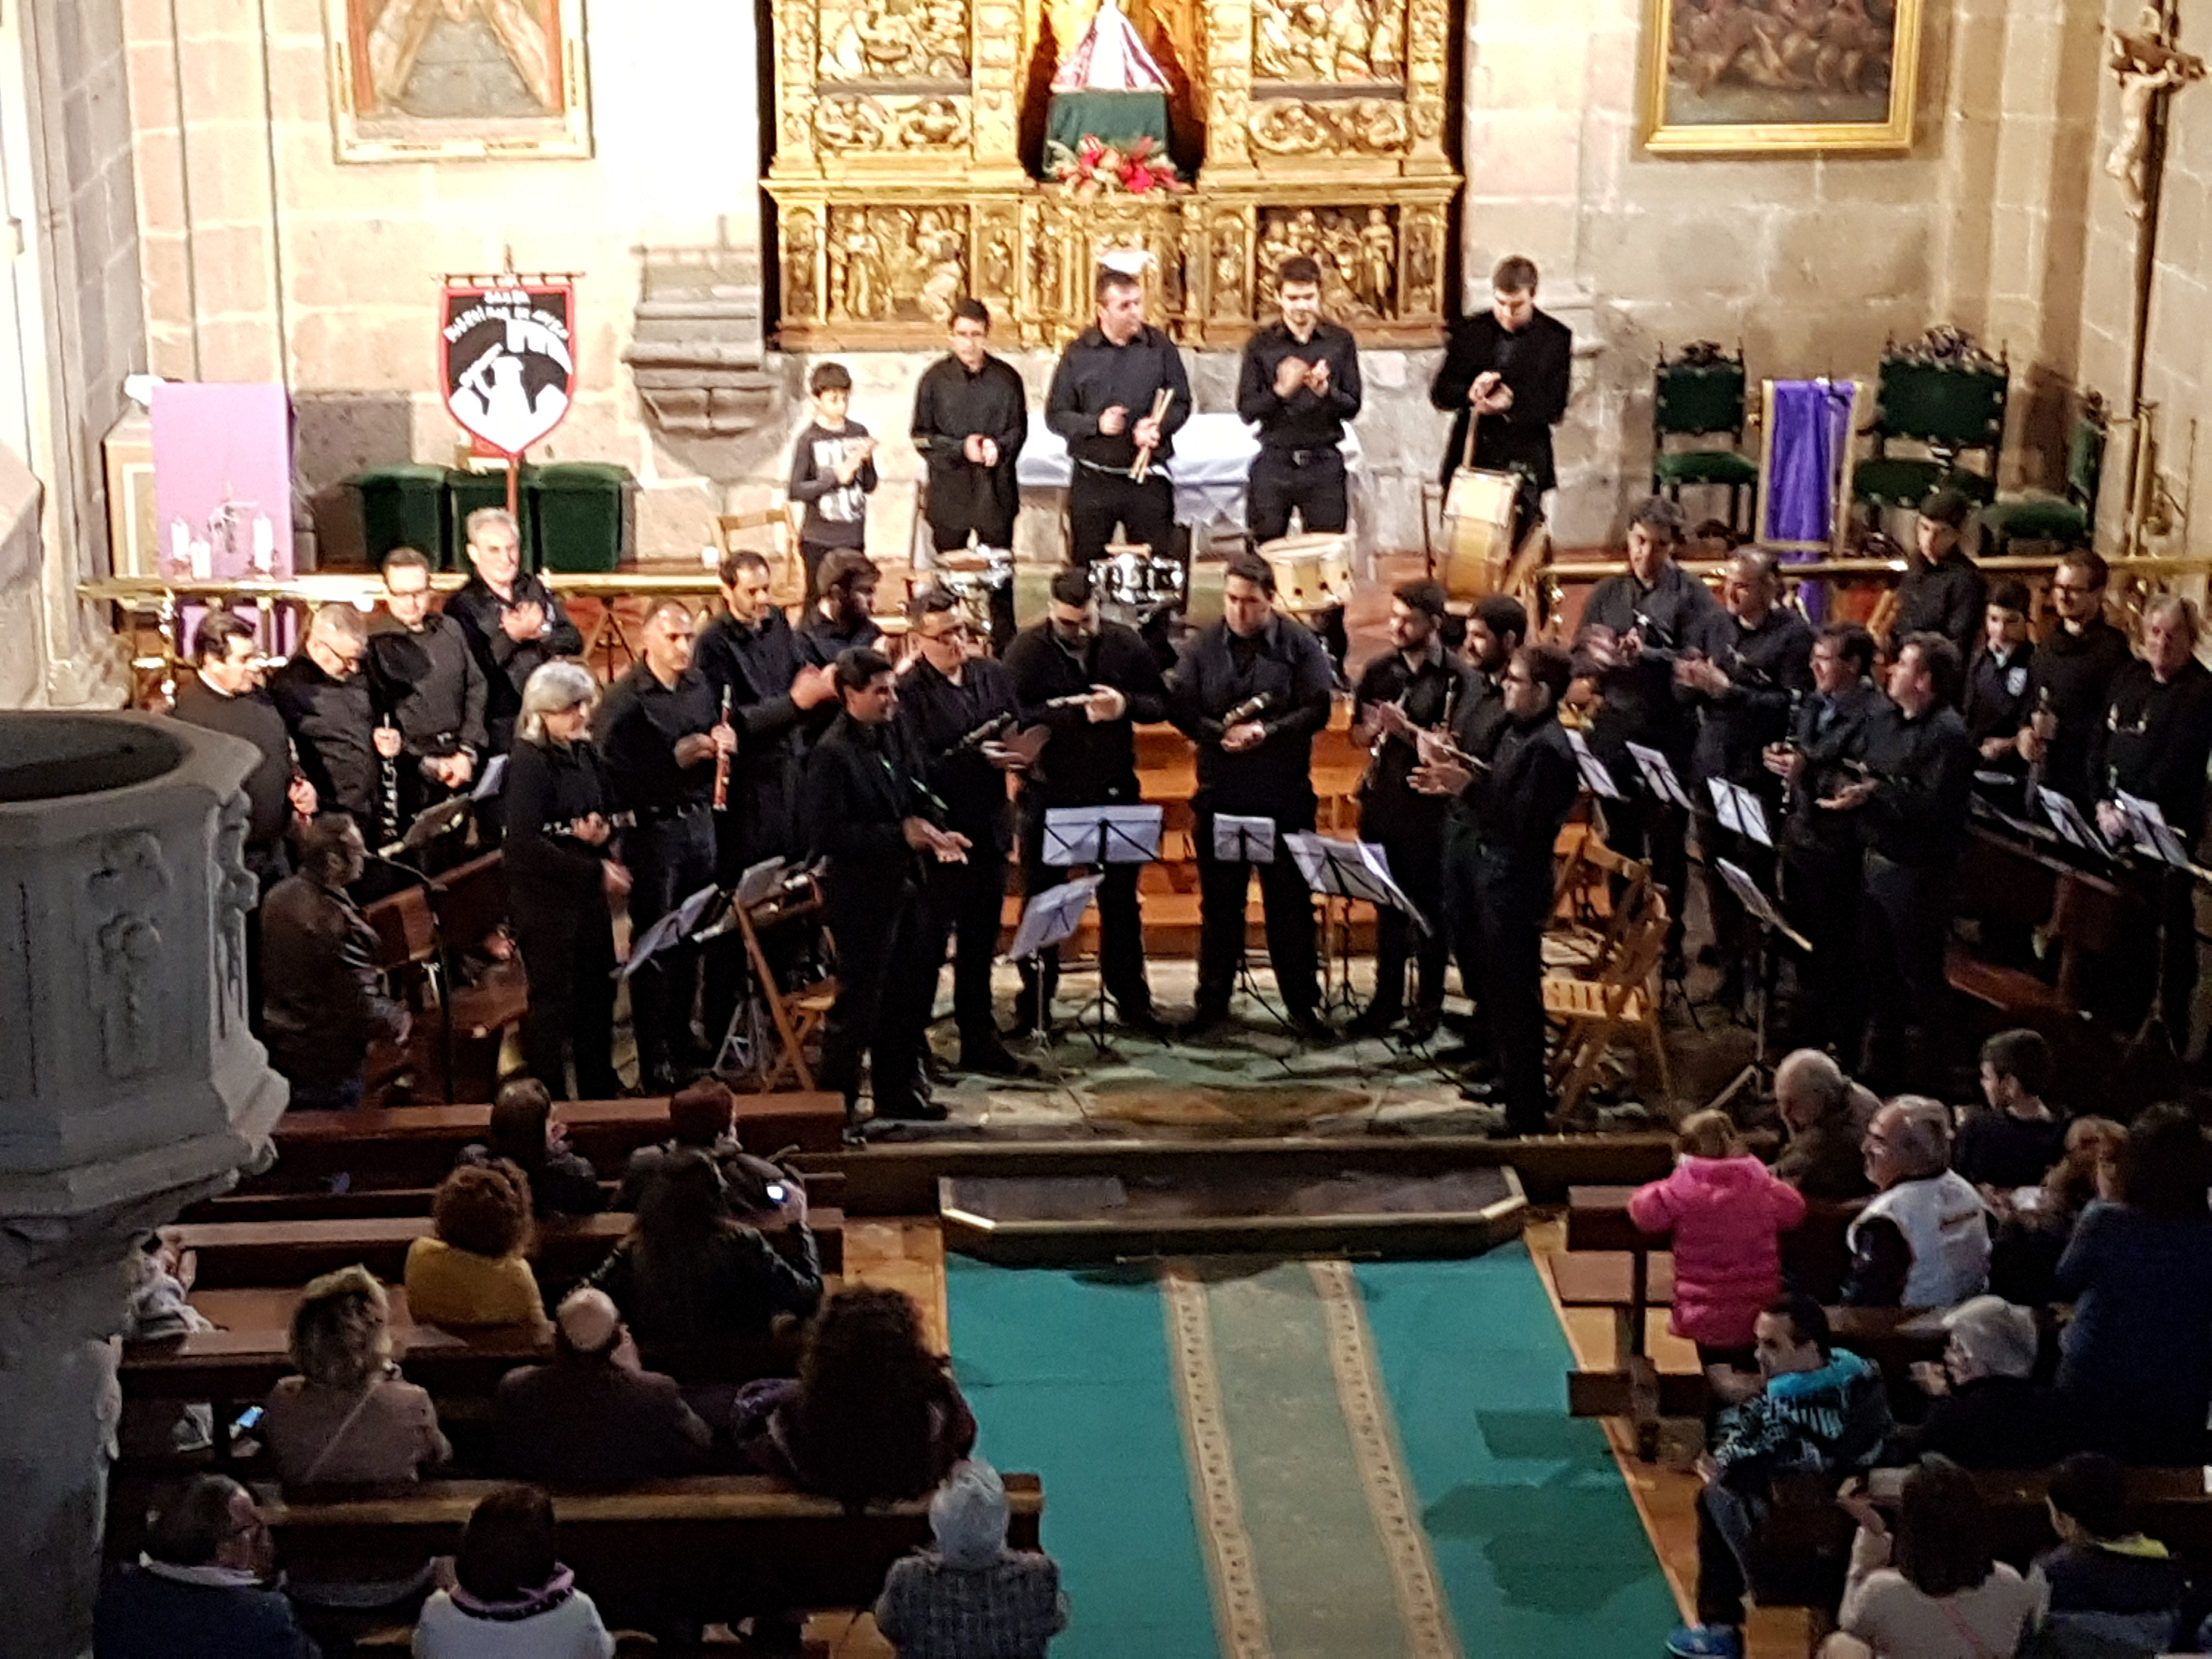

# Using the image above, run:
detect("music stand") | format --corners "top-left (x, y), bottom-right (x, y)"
top-left (619, 882), bottom-right (724, 981)
top-left (1041, 805), bottom-right (1164, 867)
top-left (1702, 857), bottom-right (1810, 1119)
top-left (1007, 874), bottom-right (1109, 1057)
top-left (471, 754), bottom-right (507, 802)
top-left (1565, 727), bottom-right (1623, 800)
top-left (2115, 790), bottom-right (2201, 873)
top-left (1627, 742), bottom-right (1695, 810)
top-left (377, 792), bottom-right (475, 862)
top-left (1286, 833), bottom-right (1431, 1018)
top-left (1706, 778), bottom-right (1775, 849)
top-left (1212, 814), bottom-right (1276, 863)
top-left (2038, 786), bottom-right (2111, 858)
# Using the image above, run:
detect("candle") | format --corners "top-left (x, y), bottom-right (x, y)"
top-left (252, 514), bottom-right (274, 573)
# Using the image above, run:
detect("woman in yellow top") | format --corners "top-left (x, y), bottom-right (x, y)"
top-left (405, 1159), bottom-right (546, 1328)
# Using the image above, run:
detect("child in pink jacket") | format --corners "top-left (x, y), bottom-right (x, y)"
top-left (1629, 1110), bottom-right (1808, 1368)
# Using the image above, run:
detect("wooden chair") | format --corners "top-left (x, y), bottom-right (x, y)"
top-left (1544, 888), bottom-right (1673, 1116)
top-left (360, 883), bottom-right (443, 1099)
top-left (1548, 834), bottom-right (1652, 979)
top-left (428, 851), bottom-right (528, 1098)
top-left (718, 505), bottom-right (804, 608)
top-left (738, 873), bottom-right (837, 1093)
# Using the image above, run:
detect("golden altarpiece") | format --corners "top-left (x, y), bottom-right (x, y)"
top-left (764, 0), bottom-right (1462, 348)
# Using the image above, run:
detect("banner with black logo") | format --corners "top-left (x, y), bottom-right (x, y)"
top-left (440, 280), bottom-right (575, 455)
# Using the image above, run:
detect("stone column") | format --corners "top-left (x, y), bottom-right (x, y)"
top-left (0, 713), bottom-right (288, 1658)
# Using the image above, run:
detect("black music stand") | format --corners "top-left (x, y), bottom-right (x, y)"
top-left (1030, 806), bottom-right (1161, 1041)
top-left (1703, 857), bottom-right (1811, 1119)
top-left (1007, 874), bottom-right (1109, 1059)
top-left (1206, 814), bottom-right (1295, 1035)
top-left (1285, 832), bottom-right (1430, 1019)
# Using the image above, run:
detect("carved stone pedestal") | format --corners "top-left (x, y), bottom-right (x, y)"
top-left (0, 714), bottom-right (288, 1658)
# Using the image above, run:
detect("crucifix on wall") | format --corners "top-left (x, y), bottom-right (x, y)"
top-left (2106, 5), bottom-right (2205, 220)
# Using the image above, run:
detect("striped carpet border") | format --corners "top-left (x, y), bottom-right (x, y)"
top-left (1162, 1262), bottom-right (1274, 1659)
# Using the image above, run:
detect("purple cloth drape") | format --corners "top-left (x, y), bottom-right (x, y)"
top-left (1760, 379), bottom-right (1856, 622)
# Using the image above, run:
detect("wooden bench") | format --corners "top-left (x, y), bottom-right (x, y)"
top-left (184, 1171), bottom-right (848, 1225)
top-left (263, 1092), bottom-right (847, 1190)
top-left (173, 1206), bottom-right (843, 1289)
top-left (107, 1474), bottom-right (1045, 1632)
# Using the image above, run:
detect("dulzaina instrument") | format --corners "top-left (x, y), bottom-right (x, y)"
top-left (1256, 531), bottom-right (1355, 620)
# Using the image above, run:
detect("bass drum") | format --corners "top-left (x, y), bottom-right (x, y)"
top-left (1440, 467), bottom-right (1519, 602)
top-left (1185, 557), bottom-right (1228, 629)
top-left (1257, 532), bottom-right (1355, 620)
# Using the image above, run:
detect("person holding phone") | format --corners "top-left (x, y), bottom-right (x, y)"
top-left (1826, 1458), bottom-right (2041, 1659)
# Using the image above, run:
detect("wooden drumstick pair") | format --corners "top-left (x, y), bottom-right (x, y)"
top-left (1130, 387), bottom-right (1174, 483)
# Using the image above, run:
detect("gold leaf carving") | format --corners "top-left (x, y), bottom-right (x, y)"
top-left (1252, 0), bottom-right (1407, 82)
top-left (1249, 98), bottom-right (1410, 155)
top-left (1256, 206), bottom-right (1397, 319)
top-left (814, 94), bottom-right (970, 151)
top-left (818, 0), bottom-right (969, 81)
top-left (828, 205), bottom-right (971, 323)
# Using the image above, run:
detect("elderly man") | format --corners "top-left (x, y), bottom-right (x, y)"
top-left (1671, 1295), bottom-right (1891, 1659)
top-left (268, 603), bottom-right (400, 835)
top-left (444, 505), bottom-right (583, 754)
top-left (493, 1288), bottom-right (711, 1486)
top-left (1842, 1097), bottom-right (1990, 1308)
top-left (1770, 1049), bottom-right (1874, 1201)
top-left (1888, 1294), bottom-right (2067, 1469)
top-left (259, 814), bottom-right (410, 1111)
top-left (94, 1474), bottom-right (315, 1658)
top-left (877, 1459), bottom-right (1069, 1659)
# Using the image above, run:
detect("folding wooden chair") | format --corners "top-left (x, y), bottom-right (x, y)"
top-left (1547, 834), bottom-right (1653, 980)
top-left (361, 882), bottom-right (441, 1100)
top-left (736, 874), bottom-right (837, 1092)
top-left (717, 504), bottom-right (804, 609)
top-left (1544, 888), bottom-right (1674, 1117)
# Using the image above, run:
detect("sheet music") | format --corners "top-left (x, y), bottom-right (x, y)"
top-left (1708, 776), bottom-right (1744, 837)
top-left (1626, 742), bottom-right (1694, 810)
top-left (1007, 873), bottom-right (1103, 960)
top-left (621, 883), bottom-right (725, 979)
top-left (1212, 813), bottom-right (1277, 864)
top-left (1714, 780), bottom-right (1774, 849)
top-left (735, 857), bottom-right (787, 909)
top-left (1565, 727), bottom-right (1623, 800)
top-left (1041, 805), bottom-right (1165, 866)
top-left (2116, 790), bottom-right (2194, 869)
top-left (1284, 833), bottom-right (1431, 934)
top-left (2037, 786), bottom-right (2107, 856)
top-left (1717, 858), bottom-right (1812, 952)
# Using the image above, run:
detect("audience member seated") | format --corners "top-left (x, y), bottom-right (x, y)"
top-left (404, 1160), bottom-right (547, 1330)
top-left (2034, 1452), bottom-right (2190, 1658)
top-left (614, 1077), bottom-right (751, 1211)
top-left (1955, 1029), bottom-right (2068, 1195)
top-left (259, 814), bottom-right (410, 1111)
top-left (459, 1078), bottom-right (604, 1219)
top-left (262, 1265), bottom-right (450, 1489)
top-left (1889, 1296), bottom-right (2068, 1470)
top-left (411, 1484), bottom-right (615, 1659)
top-left (1988, 1115), bottom-right (2125, 1307)
top-left (2055, 1103), bottom-right (2212, 1465)
top-left (1630, 1109), bottom-right (1807, 1373)
top-left (1771, 1050), bottom-right (1875, 1201)
top-left (125, 1228), bottom-right (210, 1341)
top-left (1668, 1296), bottom-right (1894, 1659)
top-left (1843, 1098), bottom-right (1991, 1308)
top-left (734, 1285), bottom-right (979, 1510)
top-left (1822, 1457), bottom-right (2042, 1659)
top-left (94, 1475), bottom-right (317, 1659)
top-left (876, 1459), bottom-right (1069, 1659)
top-left (493, 1288), bottom-right (711, 1487)
top-left (583, 1148), bottom-right (822, 1345)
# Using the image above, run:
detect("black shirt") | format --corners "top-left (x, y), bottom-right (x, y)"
top-left (1353, 641), bottom-right (1479, 841)
top-left (2023, 618), bottom-right (2134, 805)
top-left (1579, 561), bottom-right (1723, 771)
top-left (1466, 709), bottom-right (1580, 882)
top-left (1045, 324), bottom-right (1193, 472)
top-left (368, 613), bottom-right (488, 760)
top-left (503, 736), bottom-right (618, 900)
top-left (1427, 308), bottom-right (1573, 489)
top-left (445, 572), bottom-right (584, 751)
top-left (800, 610), bottom-right (884, 666)
top-left (170, 674), bottom-right (291, 849)
top-left (1167, 613), bottom-right (1335, 822)
top-left (1782, 679), bottom-right (1882, 866)
top-left (896, 655), bottom-right (1022, 850)
top-left (1684, 605), bottom-right (1815, 793)
top-left (799, 712), bottom-right (932, 902)
top-left (1854, 698), bottom-right (1975, 869)
top-left (1953, 1107), bottom-right (2069, 1191)
top-left (2092, 656), bottom-right (2212, 839)
top-left (595, 662), bottom-right (721, 816)
top-left (1963, 641), bottom-right (2033, 791)
top-left (1002, 618), bottom-right (1167, 809)
top-left (911, 353), bottom-right (1028, 526)
top-left (267, 654), bottom-right (381, 823)
top-left (1890, 549), bottom-right (1987, 662)
top-left (694, 607), bottom-right (816, 781)
top-left (1237, 320), bottom-right (1363, 453)
top-left (1443, 669), bottom-right (1511, 831)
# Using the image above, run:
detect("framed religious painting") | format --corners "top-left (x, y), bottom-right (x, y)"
top-left (326, 0), bottom-right (594, 162)
top-left (1640, 0), bottom-right (1924, 153)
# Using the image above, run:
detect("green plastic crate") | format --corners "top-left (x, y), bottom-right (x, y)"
top-left (529, 462), bottom-right (634, 574)
top-left (351, 464), bottom-right (453, 569)
top-left (447, 466), bottom-right (541, 572)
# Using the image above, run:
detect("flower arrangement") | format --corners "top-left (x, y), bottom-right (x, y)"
top-left (1047, 135), bottom-right (1187, 198)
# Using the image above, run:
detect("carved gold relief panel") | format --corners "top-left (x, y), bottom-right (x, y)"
top-left (1251, 0), bottom-right (1406, 84)
top-left (826, 205), bottom-right (973, 324)
top-left (817, 0), bottom-right (970, 81)
top-left (1249, 98), bottom-right (1409, 156)
top-left (1255, 205), bottom-right (1399, 321)
top-left (812, 94), bottom-right (973, 152)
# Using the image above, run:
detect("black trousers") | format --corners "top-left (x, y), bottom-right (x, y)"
top-left (1860, 850), bottom-right (1954, 1094)
top-left (920, 844), bottom-right (1008, 1050)
top-left (704, 770), bottom-right (801, 1048)
top-left (1015, 807), bottom-right (1154, 1026)
top-left (821, 881), bottom-right (935, 1115)
top-left (2102, 865), bottom-right (2200, 1052)
top-left (627, 808), bottom-right (718, 1080)
top-left (1441, 816), bottom-right (1484, 1007)
top-left (515, 884), bottom-right (622, 1101)
top-left (1246, 448), bottom-right (1349, 541)
top-left (1781, 843), bottom-right (1865, 1059)
top-left (1194, 811), bottom-right (1320, 1017)
top-left (1069, 469), bottom-right (1173, 566)
top-left (1367, 820), bottom-right (1449, 1017)
top-left (1473, 856), bottom-right (1553, 1133)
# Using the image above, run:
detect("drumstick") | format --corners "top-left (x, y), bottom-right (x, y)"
top-left (1131, 388), bottom-right (1175, 483)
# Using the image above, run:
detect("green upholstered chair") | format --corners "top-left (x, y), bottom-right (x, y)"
top-left (1850, 345), bottom-right (2009, 511)
top-left (1652, 346), bottom-right (1759, 533)
top-left (1980, 398), bottom-right (2107, 555)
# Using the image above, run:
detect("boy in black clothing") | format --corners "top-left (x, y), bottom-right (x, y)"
top-left (787, 361), bottom-right (878, 605)
top-left (1957, 1026), bottom-right (2067, 1193)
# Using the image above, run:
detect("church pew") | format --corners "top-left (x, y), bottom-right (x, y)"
top-left (262, 1092), bottom-right (847, 1190)
top-left (105, 1475), bottom-right (1044, 1631)
top-left (183, 1171), bottom-right (847, 1224)
top-left (171, 1205), bottom-right (844, 1289)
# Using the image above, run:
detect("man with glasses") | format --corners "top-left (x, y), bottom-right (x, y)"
top-left (369, 545), bottom-right (487, 827)
top-left (1002, 566), bottom-right (1170, 1036)
top-left (94, 1474), bottom-right (313, 1658)
top-left (269, 602), bottom-right (400, 833)
top-left (1414, 645), bottom-right (1579, 1135)
top-left (2018, 550), bottom-right (2132, 806)
top-left (172, 609), bottom-right (312, 890)
top-left (898, 590), bottom-right (1029, 1074)
top-left (445, 505), bottom-right (583, 754)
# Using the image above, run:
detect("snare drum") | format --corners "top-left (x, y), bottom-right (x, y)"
top-left (1257, 532), bottom-right (1355, 616)
top-left (934, 546), bottom-right (1013, 636)
top-left (1099, 542), bottom-right (1185, 619)
top-left (1440, 467), bottom-right (1519, 601)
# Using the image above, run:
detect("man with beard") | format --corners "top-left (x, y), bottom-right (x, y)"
top-left (369, 546), bottom-right (487, 839)
top-left (1001, 566), bottom-right (1170, 1036)
top-left (2016, 550), bottom-right (2133, 808)
top-left (801, 550), bottom-right (886, 664)
top-left (445, 506), bottom-right (583, 753)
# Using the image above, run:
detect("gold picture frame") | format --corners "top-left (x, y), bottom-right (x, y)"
top-left (1640, 0), bottom-right (1922, 154)
top-left (326, 0), bottom-right (594, 163)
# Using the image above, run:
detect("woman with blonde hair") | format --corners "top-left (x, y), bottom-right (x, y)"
top-left (262, 1264), bottom-right (450, 1489)
top-left (405, 1159), bottom-right (545, 1329)
top-left (504, 660), bottom-right (628, 1099)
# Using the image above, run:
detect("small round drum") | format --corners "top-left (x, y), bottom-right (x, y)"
top-left (934, 546), bottom-right (1012, 636)
top-left (1099, 542), bottom-right (1185, 619)
top-left (1441, 467), bottom-right (1518, 601)
top-left (1257, 532), bottom-right (1355, 616)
